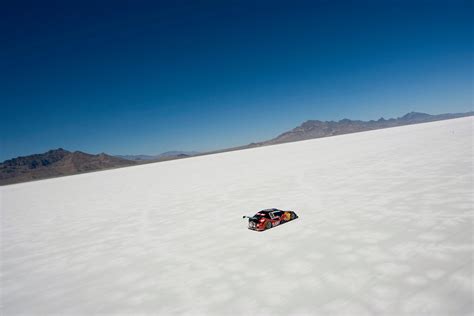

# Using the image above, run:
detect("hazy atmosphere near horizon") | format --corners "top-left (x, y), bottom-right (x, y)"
top-left (1, 0), bottom-right (472, 161)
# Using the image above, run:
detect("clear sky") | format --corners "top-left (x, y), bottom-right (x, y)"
top-left (1, 0), bottom-right (472, 161)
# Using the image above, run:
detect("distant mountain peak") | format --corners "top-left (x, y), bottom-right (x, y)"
top-left (47, 148), bottom-right (70, 154)
top-left (338, 118), bottom-right (352, 123)
top-left (400, 112), bottom-right (430, 120)
top-left (116, 151), bottom-right (200, 161)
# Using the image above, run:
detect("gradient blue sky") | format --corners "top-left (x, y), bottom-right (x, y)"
top-left (1, 0), bottom-right (472, 161)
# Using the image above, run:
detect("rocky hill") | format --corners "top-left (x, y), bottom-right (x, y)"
top-left (0, 149), bottom-right (136, 185)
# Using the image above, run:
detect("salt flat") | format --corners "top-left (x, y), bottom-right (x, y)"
top-left (1, 117), bottom-right (473, 315)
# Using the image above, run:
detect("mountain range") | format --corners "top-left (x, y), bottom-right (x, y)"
top-left (1, 111), bottom-right (472, 185)
top-left (115, 151), bottom-right (200, 161)
top-left (252, 111), bottom-right (473, 147)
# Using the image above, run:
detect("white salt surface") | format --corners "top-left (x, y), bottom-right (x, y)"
top-left (1, 117), bottom-right (473, 315)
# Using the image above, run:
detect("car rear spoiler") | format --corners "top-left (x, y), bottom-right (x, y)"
top-left (242, 216), bottom-right (257, 220)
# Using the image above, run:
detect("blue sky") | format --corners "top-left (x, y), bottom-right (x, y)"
top-left (1, 0), bottom-right (472, 161)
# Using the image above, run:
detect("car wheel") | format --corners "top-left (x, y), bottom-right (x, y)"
top-left (265, 221), bottom-right (272, 230)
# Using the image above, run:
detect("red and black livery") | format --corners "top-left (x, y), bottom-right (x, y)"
top-left (243, 208), bottom-right (298, 231)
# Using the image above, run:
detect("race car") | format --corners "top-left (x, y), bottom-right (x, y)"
top-left (243, 208), bottom-right (298, 231)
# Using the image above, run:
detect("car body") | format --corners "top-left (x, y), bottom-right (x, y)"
top-left (243, 208), bottom-right (298, 231)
